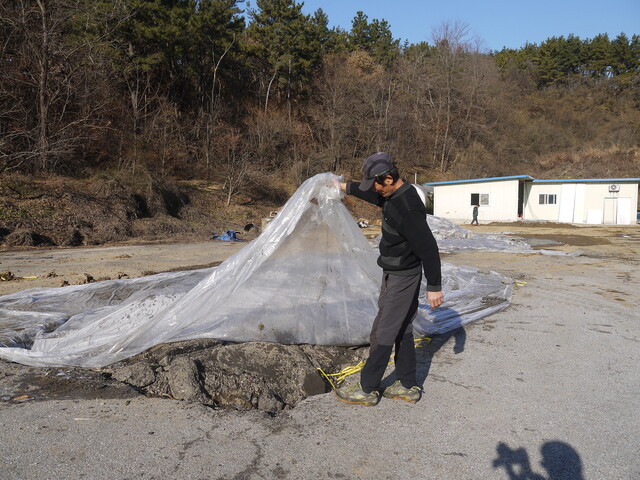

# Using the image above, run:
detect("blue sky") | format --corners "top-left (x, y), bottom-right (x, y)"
top-left (295, 0), bottom-right (639, 51)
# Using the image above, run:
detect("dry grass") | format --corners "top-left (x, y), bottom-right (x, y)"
top-left (534, 146), bottom-right (639, 179)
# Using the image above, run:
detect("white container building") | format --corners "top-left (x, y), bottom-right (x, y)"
top-left (425, 176), bottom-right (639, 225)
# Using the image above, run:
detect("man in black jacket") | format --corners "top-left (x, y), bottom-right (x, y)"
top-left (471, 205), bottom-right (479, 225)
top-left (335, 152), bottom-right (444, 406)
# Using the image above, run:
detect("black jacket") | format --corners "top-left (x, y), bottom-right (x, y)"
top-left (347, 181), bottom-right (442, 291)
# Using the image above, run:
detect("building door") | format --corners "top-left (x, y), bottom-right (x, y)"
top-left (617, 197), bottom-right (632, 224)
top-left (558, 184), bottom-right (576, 222)
top-left (603, 198), bottom-right (616, 224)
top-left (574, 184), bottom-right (586, 223)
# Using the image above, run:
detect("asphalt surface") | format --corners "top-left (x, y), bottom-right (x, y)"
top-left (1, 231), bottom-right (639, 480)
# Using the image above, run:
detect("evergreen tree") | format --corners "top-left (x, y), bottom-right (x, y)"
top-left (187, 0), bottom-right (245, 107)
top-left (349, 11), bottom-right (370, 51)
top-left (369, 18), bottom-right (399, 66)
top-left (536, 37), bottom-right (565, 86)
top-left (247, 0), bottom-right (330, 111)
top-left (610, 32), bottom-right (640, 85)
top-left (348, 11), bottom-right (399, 67)
top-left (556, 34), bottom-right (584, 76)
top-left (585, 34), bottom-right (612, 79)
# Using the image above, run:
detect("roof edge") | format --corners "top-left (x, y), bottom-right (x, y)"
top-left (424, 175), bottom-right (533, 186)
top-left (532, 178), bottom-right (640, 183)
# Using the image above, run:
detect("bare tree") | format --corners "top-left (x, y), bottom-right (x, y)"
top-left (0, 0), bottom-right (129, 173)
top-left (308, 54), bottom-right (353, 172)
top-left (430, 21), bottom-right (475, 172)
top-left (203, 35), bottom-right (236, 177)
top-left (147, 99), bottom-right (183, 177)
top-left (222, 129), bottom-right (251, 206)
top-left (401, 21), bottom-right (489, 173)
top-left (123, 61), bottom-right (159, 173)
top-left (308, 52), bottom-right (393, 177)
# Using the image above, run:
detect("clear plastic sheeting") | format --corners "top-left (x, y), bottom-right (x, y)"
top-left (415, 263), bottom-right (512, 336)
top-left (0, 269), bottom-right (210, 351)
top-left (0, 173), bottom-right (512, 368)
top-left (427, 215), bottom-right (533, 253)
top-left (419, 211), bottom-right (577, 256)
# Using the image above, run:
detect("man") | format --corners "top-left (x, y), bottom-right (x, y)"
top-left (471, 205), bottom-right (479, 225)
top-left (335, 152), bottom-right (444, 406)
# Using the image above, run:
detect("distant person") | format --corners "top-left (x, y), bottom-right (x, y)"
top-left (471, 204), bottom-right (479, 225)
top-left (335, 152), bottom-right (443, 406)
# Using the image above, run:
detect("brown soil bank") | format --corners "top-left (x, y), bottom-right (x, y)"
top-left (0, 173), bottom-right (280, 248)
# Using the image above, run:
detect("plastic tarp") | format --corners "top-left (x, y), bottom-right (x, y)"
top-left (212, 230), bottom-right (241, 241)
top-left (0, 173), bottom-right (512, 367)
top-left (427, 215), bottom-right (533, 253)
top-left (424, 210), bottom-right (579, 256)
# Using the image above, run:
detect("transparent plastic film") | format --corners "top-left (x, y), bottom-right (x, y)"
top-left (0, 173), bottom-right (512, 367)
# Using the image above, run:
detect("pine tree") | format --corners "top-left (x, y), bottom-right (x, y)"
top-left (348, 11), bottom-right (399, 67)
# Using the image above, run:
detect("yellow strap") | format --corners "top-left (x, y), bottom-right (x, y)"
top-left (317, 337), bottom-right (431, 390)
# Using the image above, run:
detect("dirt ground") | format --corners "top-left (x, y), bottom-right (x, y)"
top-left (0, 239), bottom-right (248, 296)
top-left (1, 220), bottom-right (639, 479)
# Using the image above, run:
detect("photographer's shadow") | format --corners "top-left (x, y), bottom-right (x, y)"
top-left (493, 441), bottom-right (584, 480)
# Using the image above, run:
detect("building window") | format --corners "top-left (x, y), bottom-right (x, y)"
top-left (538, 194), bottom-right (557, 205)
top-left (470, 193), bottom-right (489, 206)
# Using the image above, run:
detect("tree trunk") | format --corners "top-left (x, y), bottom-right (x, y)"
top-left (440, 84), bottom-right (452, 172)
top-left (265, 70), bottom-right (277, 114)
top-left (205, 37), bottom-right (234, 177)
top-left (36, 0), bottom-right (49, 171)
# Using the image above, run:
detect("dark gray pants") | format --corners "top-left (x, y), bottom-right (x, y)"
top-left (360, 272), bottom-right (421, 393)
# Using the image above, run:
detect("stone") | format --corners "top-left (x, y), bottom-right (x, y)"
top-left (110, 363), bottom-right (156, 388)
top-left (165, 356), bottom-right (209, 404)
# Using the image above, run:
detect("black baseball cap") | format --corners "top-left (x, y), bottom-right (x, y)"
top-left (359, 152), bottom-right (394, 191)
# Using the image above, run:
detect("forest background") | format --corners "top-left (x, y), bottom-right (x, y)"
top-left (1, 0), bottom-right (639, 247)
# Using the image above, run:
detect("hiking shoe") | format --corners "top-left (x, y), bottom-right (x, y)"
top-left (382, 380), bottom-right (422, 403)
top-left (334, 382), bottom-right (380, 406)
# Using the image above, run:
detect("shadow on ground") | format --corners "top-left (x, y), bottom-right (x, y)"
top-left (493, 440), bottom-right (585, 480)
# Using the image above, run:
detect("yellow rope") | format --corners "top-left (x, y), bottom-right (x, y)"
top-left (317, 336), bottom-right (432, 390)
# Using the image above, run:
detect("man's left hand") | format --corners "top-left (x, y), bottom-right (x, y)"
top-left (427, 291), bottom-right (444, 309)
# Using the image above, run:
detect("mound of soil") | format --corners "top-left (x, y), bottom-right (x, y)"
top-left (0, 173), bottom-right (277, 248)
top-left (104, 340), bottom-right (368, 413)
top-left (1, 340), bottom-right (368, 413)
top-left (5, 229), bottom-right (55, 247)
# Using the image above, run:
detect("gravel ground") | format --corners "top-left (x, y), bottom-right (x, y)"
top-left (1, 223), bottom-right (639, 480)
